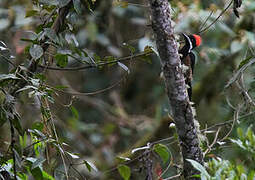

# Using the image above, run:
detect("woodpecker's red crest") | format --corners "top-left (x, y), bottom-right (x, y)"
top-left (193, 34), bottom-right (202, 47)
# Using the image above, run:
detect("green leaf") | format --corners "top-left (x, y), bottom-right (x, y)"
top-left (55, 54), bottom-right (68, 68)
top-left (58, 0), bottom-right (71, 7)
top-left (70, 106), bottom-right (79, 119)
top-left (103, 56), bottom-right (115, 62)
top-left (14, 149), bottom-right (22, 168)
top-left (73, 0), bottom-right (82, 14)
top-left (186, 159), bottom-right (210, 178)
top-left (30, 45), bottom-right (43, 60)
top-left (34, 73), bottom-right (46, 82)
top-left (83, 160), bottom-right (98, 172)
top-left (17, 172), bottom-right (28, 180)
top-left (237, 56), bottom-right (253, 70)
top-left (42, 171), bottom-right (54, 180)
top-left (19, 132), bottom-right (27, 148)
top-left (153, 144), bottom-right (170, 164)
top-left (248, 170), bottom-right (255, 180)
top-left (237, 127), bottom-right (244, 139)
top-left (54, 85), bottom-right (68, 90)
top-left (93, 53), bottom-right (101, 63)
top-left (25, 10), bottom-right (38, 17)
top-left (32, 122), bottom-right (44, 131)
top-left (118, 165), bottom-right (131, 180)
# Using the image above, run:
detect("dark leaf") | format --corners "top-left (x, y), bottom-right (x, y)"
top-left (12, 114), bottom-right (24, 135)
top-left (58, 0), bottom-right (71, 8)
top-left (31, 167), bottom-right (43, 180)
top-left (55, 54), bottom-right (68, 68)
top-left (14, 149), bottom-right (22, 168)
top-left (25, 10), bottom-right (39, 17)
top-left (73, 0), bottom-right (82, 14)
top-left (0, 108), bottom-right (7, 127)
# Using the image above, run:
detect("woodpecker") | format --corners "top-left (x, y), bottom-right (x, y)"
top-left (179, 33), bottom-right (202, 100)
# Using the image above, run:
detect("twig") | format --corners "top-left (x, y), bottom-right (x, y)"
top-left (199, 11), bottom-right (213, 33)
top-left (51, 73), bottom-right (126, 96)
top-left (163, 173), bottom-right (181, 180)
top-left (9, 119), bottom-right (17, 180)
top-left (203, 127), bottom-right (221, 155)
top-left (38, 52), bottom-right (152, 71)
top-left (24, 138), bottom-right (47, 151)
top-left (220, 104), bottom-right (241, 141)
top-left (199, 0), bottom-right (233, 34)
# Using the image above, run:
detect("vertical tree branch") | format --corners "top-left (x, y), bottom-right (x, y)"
top-left (148, 0), bottom-right (204, 178)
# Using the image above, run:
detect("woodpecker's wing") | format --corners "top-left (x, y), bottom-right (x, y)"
top-left (189, 52), bottom-right (196, 74)
top-left (179, 33), bottom-right (193, 61)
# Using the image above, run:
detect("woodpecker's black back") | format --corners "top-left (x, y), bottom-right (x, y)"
top-left (179, 34), bottom-right (198, 100)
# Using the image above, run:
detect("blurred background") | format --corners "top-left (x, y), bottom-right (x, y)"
top-left (1, 0), bottom-right (255, 179)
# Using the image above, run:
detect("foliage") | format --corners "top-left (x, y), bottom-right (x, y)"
top-left (0, 0), bottom-right (255, 179)
top-left (189, 127), bottom-right (255, 180)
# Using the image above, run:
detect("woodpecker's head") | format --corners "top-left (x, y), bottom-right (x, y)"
top-left (189, 34), bottom-right (202, 48)
top-left (182, 33), bottom-right (202, 51)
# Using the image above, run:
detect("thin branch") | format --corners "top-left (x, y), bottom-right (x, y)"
top-left (203, 127), bottom-right (221, 155)
top-left (52, 73), bottom-right (126, 96)
top-left (38, 52), bottom-right (152, 71)
top-left (199, 11), bottom-right (213, 33)
top-left (199, 0), bottom-right (233, 34)
top-left (220, 104), bottom-right (241, 141)
top-left (9, 120), bottom-right (17, 180)
top-left (163, 173), bottom-right (181, 180)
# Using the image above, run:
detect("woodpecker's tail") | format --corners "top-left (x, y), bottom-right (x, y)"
top-left (187, 81), bottom-right (192, 100)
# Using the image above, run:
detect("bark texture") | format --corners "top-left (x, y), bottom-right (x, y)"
top-left (148, 0), bottom-right (204, 178)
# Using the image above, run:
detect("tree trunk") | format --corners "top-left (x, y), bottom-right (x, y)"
top-left (148, 0), bottom-right (204, 178)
